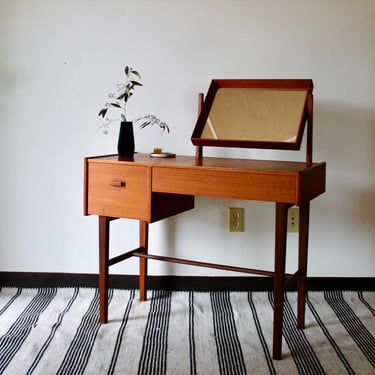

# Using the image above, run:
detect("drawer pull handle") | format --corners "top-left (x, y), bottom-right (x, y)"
top-left (110, 180), bottom-right (125, 187)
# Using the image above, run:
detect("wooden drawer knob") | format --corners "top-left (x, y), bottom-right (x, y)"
top-left (110, 180), bottom-right (125, 187)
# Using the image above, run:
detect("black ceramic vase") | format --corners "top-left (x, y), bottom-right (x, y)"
top-left (117, 121), bottom-right (135, 157)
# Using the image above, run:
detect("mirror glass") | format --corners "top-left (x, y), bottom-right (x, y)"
top-left (202, 88), bottom-right (307, 142)
top-left (191, 79), bottom-right (312, 150)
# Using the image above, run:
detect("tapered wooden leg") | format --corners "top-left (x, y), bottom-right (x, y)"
top-left (99, 216), bottom-right (110, 323)
top-left (273, 203), bottom-right (289, 360)
top-left (297, 203), bottom-right (310, 329)
top-left (139, 220), bottom-right (149, 301)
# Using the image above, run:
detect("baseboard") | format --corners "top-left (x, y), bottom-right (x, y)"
top-left (0, 272), bottom-right (373, 291)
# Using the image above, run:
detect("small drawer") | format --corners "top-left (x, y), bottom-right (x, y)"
top-left (86, 162), bottom-right (151, 220)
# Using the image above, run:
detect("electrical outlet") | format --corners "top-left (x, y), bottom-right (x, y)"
top-left (288, 207), bottom-right (299, 232)
top-left (228, 207), bottom-right (244, 232)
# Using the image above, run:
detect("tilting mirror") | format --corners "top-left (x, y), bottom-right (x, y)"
top-left (191, 79), bottom-right (313, 151)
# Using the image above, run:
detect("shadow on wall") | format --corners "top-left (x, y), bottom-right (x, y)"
top-left (0, 65), bottom-right (16, 90)
top-left (0, 65), bottom-right (18, 113)
top-left (314, 99), bottom-right (375, 230)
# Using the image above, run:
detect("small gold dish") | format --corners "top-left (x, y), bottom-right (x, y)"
top-left (150, 152), bottom-right (176, 158)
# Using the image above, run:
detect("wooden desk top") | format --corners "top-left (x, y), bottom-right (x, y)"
top-left (88, 153), bottom-right (324, 174)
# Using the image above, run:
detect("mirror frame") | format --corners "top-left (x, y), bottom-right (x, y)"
top-left (191, 79), bottom-right (313, 151)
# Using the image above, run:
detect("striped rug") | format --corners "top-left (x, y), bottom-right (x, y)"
top-left (0, 288), bottom-right (374, 375)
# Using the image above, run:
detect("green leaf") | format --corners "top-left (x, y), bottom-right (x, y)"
top-left (110, 102), bottom-right (121, 108)
top-left (121, 114), bottom-right (126, 121)
top-left (124, 66), bottom-right (129, 75)
top-left (139, 121), bottom-right (151, 129)
top-left (131, 70), bottom-right (141, 79)
top-left (98, 108), bottom-right (107, 118)
top-left (131, 80), bottom-right (143, 87)
top-left (117, 93), bottom-right (126, 100)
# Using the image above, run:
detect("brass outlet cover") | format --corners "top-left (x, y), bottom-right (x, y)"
top-left (228, 207), bottom-right (244, 232)
top-left (288, 207), bottom-right (299, 232)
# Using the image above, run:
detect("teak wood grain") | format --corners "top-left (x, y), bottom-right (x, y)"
top-left (85, 154), bottom-right (325, 213)
top-left (153, 167), bottom-right (298, 202)
top-left (87, 163), bottom-right (151, 221)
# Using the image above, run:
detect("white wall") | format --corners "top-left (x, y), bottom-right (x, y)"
top-left (0, 0), bottom-right (374, 277)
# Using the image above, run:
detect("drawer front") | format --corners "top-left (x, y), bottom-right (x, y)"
top-left (87, 162), bottom-right (151, 220)
top-left (153, 167), bottom-right (297, 203)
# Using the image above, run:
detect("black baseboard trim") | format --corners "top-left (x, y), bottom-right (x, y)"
top-left (0, 272), bottom-right (374, 291)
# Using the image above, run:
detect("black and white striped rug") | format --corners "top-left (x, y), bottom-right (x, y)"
top-left (0, 288), bottom-right (374, 374)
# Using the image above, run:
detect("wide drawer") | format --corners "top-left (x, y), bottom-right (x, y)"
top-left (152, 167), bottom-right (297, 203)
top-left (86, 162), bottom-right (151, 220)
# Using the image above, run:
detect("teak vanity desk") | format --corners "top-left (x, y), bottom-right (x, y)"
top-left (84, 79), bottom-right (326, 360)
